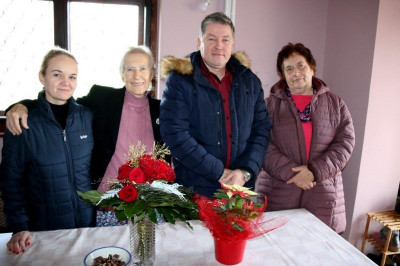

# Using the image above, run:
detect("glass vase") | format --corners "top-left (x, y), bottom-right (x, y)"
top-left (129, 217), bottom-right (156, 265)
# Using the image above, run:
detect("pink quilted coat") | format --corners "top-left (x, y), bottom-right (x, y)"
top-left (255, 77), bottom-right (355, 233)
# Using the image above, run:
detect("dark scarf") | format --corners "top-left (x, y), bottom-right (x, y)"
top-left (285, 88), bottom-right (315, 122)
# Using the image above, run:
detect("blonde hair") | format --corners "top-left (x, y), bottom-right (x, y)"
top-left (40, 47), bottom-right (77, 76)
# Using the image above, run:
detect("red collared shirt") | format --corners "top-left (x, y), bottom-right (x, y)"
top-left (200, 58), bottom-right (233, 168)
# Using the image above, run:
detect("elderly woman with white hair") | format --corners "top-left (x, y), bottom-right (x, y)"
top-left (5, 46), bottom-right (163, 226)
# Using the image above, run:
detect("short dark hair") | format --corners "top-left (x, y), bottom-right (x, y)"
top-left (276, 43), bottom-right (316, 77)
top-left (200, 12), bottom-right (235, 37)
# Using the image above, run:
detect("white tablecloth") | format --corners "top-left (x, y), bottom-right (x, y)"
top-left (0, 208), bottom-right (374, 266)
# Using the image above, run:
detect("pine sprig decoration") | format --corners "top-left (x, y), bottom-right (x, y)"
top-left (137, 183), bottom-right (196, 209)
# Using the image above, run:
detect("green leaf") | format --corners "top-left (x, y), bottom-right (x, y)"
top-left (214, 192), bottom-right (229, 200)
top-left (232, 222), bottom-right (245, 231)
top-left (132, 200), bottom-right (147, 213)
top-left (173, 207), bottom-right (198, 222)
top-left (134, 212), bottom-right (146, 223)
top-left (148, 202), bottom-right (174, 207)
top-left (146, 209), bottom-right (158, 223)
top-left (236, 198), bottom-right (243, 209)
top-left (158, 207), bottom-right (175, 224)
top-left (124, 200), bottom-right (146, 219)
top-left (216, 204), bottom-right (227, 211)
top-left (77, 190), bottom-right (102, 204)
top-left (115, 209), bottom-right (127, 221)
top-left (113, 204), bottom-right (126, 211)
top-left (170, 209), bottom-right (184, 221)
top-left (189, 209), bottom-right (199, 220)
top-left (123, 204), bottom-right (135, 220)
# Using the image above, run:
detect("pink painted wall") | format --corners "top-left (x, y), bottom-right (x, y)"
top-left (323, 0), bottom-right (379, 244)
top-left (348, 0), bottom-right (400, 249)
top-left (234, 0), bottom-right (328, 94)
top-left (156, 0), bottom-right (400, 251)
top-left (157, 0), bottom-right (328, 97)
top-left (156, 0), bottom-right (224, 99)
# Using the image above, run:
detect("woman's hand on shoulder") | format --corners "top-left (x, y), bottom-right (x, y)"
top-left (7, 231), bottom-right (32, 255)
top-left (287, 165), bottom-right (316, 190)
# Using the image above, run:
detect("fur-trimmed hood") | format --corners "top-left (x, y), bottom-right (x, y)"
top-left (160, 51), bottom-right (251, 79)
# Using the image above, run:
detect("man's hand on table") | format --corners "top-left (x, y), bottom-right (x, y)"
top-left (7, 231), bottom-right (32, 255)
top-left (219, 169), bottom-right (246, 187)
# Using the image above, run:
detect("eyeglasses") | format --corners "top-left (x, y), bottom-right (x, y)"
top-left (284, 63), bottom-right (307, 75)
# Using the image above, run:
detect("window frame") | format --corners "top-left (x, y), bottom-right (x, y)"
top-left (49, 0), bottom-right (157, 51)
top-left (51, 0), bottom-right (159, 95)
top-left (0, 0), bottom-right (158, 126)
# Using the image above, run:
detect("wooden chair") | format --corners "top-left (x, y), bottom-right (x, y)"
top-left (361, 210), bottom-right (400, 266)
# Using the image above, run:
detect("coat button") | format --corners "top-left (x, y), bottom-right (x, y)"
top-left (217, 141), bottom-right (220, 145)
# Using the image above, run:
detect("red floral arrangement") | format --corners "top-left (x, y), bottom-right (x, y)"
top-left (78, 142), bottom-right (198, 226)
top-left (117, 154), bottom-right (175, 186)
top-left (116, 151), bottom-right (176, 203)
top-left (196, 184), bottom-right (288, 242)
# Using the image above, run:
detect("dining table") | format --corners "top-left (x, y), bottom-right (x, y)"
top-left (0, 208), bottom-right (375, 265)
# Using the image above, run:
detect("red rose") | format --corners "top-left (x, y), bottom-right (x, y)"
top-left (129, 167), bottom-right (146, 184)
top-left (117, 162), bottom-right (132, 181)
top-left (139, 156), bottom-right (157, 180)
top-left (138, 156), bottom-right (175, 183)
top-left (118, 185), bottom-right (138, 202)
top-left (154, 161), bottom-right (176, 183)
top-left (138, 154), bottom-right (153, 162)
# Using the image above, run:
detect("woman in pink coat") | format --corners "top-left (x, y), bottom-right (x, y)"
top-left (256, 43), bottom-right (355, 233)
